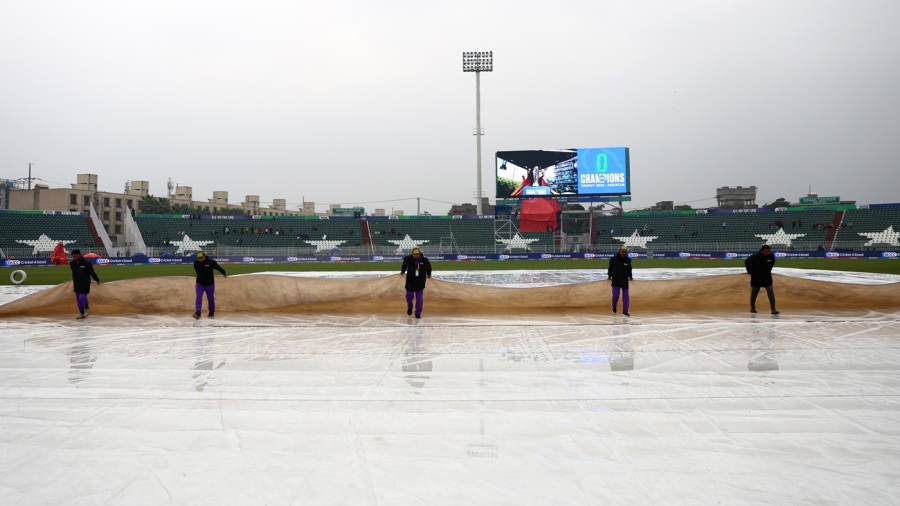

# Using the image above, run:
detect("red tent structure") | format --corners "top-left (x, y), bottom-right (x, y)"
top-left (50, 242), bottom-right (69, 266)
top-left (518, 198), bottom-right (560, 232)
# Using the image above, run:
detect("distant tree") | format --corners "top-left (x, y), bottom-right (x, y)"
top-left (172, 203), bottom-right (225, 216)
top-left (764, 197), bottom-right (791, 208)
top-left (137, 195), bottom-right (173, 214)
top-left (674, 204), bottom-right (693, 211)
top-left (137, 196), bottom-right (250, 216)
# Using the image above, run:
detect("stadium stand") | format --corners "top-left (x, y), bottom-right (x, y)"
top-left (128, 208), bottom-right (899, 256)
top-left (365, 217), bottom-right (559, 254)
top-left (134, 215), bottom-right (366, 254)
top-left (595, 209), bottom-right (839, 251)
top-left (5, 206), bottom-right (896, 259)
top-left (368, 218), bottom-right (451, 254)
top-left (0, 210), bottom-right (99, 257)
top-left (836, 207), bottom-right (900, 249)
top-left (449, 219), bottom-right (499, 251)
top-left (368, 217), bottom-right (504, 254)
top-left (512, 231), bottom-right (556, 252)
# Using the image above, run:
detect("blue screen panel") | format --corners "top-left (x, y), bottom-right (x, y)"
top-left (575, 147), bottom-right (629, 195)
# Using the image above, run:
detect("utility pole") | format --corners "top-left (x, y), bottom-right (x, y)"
top-left (27, 163), bottom-right (33, 190)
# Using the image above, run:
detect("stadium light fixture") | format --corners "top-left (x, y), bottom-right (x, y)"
top-left (462, 50), bottom-right (492, 215)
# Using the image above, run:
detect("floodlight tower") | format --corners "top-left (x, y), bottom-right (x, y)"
top-left (462, 50), bottom-right (492, 215)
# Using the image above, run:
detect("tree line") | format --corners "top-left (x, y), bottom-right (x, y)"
top-left (138, 196), bottom-right (247, 216)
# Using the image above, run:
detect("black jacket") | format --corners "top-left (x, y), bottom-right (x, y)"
top-left (607, 253), bottom-right (633, 289)
top-left (70, 257), bottom-right (100, 294)
top-left (194, 257), bottom-right (226, 286)
top-left (745, 250), bottom-right (775, 287)
top-left (401, 254), bottom-right (432, 291)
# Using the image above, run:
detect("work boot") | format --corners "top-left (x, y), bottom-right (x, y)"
top-left (193, 312), bottom-right (201, 319)
top-left (84, 308), bottom-right (90, 317)
top-left (612, 306), bottom-right (617, 314)
top-left (407, 306), bottom-right (413, 316)
top-left (208, 311), bottom-right (215, 318)
top-left (750, 308), bottom-right (757, 313)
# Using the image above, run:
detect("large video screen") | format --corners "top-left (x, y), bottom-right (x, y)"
top-left (496, 147), bottom-right (630, 198)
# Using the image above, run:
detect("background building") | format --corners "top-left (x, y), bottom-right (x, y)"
top-left (4, 174), bottom-right (310, 239)
top-left (716, 186), bottom-right (758, 209)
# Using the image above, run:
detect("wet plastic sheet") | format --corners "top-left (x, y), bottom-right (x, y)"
top-left (0, 270), bottom-right (898, 504)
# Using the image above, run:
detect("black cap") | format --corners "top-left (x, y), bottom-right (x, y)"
top-left (71, 249), bottom-right (81, 255)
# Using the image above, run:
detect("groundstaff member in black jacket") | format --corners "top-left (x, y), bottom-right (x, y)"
top-left (70, 249), bottom-right (100, 319)
top-left (400, 247), bottom-right (432, 318)
top-left (193, 251), bottom-right (226, 319)
top-left (745, 244), bottom-right (779, 314)
top-left (608, 246), bottom-right (634, 316)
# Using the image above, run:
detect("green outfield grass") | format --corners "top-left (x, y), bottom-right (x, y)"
top-left (1, 259), bottom-right (898, 286)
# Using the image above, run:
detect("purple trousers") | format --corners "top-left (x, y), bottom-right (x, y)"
top-left (612, 286), bottom-right (630, 312)
top-left (195, 284), bottom-right (216, 312)
top-left (75, 293), bottom-right (89, 314)
top-left (405, 289), bottom-right (424, 315)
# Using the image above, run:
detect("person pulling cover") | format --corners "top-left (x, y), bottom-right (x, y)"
top-left (400, 247), bottom-right (432, 318)
top-left (70, 249), bottom-right (100, 319)
top-left (193, 251), bottom-right (226, 319)
top-left (745, 244), bottom-right (779, 314)
top-left (608, 245), bottom-right (634, 316)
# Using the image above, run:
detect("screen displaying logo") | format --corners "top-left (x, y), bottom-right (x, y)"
top-left (496, 147), bottom-right (630, 198)
top-left (576, 148), bottom-right (628, 194)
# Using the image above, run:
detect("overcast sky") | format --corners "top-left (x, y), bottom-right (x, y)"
top-left (1, 0), bottom-right (898, 215)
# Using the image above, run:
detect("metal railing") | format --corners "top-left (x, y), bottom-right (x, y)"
top-left (0, 246), bottom-right (107, 258)
top-left (1, 241), bottom-right (897, 260)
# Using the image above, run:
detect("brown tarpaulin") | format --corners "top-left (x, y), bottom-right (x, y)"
top-left (0, 274), bottom-right (897, 317)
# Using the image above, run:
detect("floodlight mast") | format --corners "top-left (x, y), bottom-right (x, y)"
top-left (462, 51), bottom-right (492, 215)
